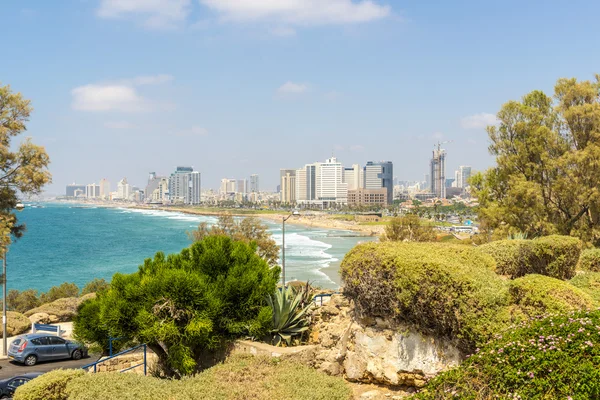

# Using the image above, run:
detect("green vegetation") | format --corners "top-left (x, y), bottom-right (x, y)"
top-left (570, 271), bottom-right (600, 303)
top-left (414, 310), bottom-right (600, 400)
top-left (81, 278), bottom-right (110, 295)
top-left (188, 213), bottom-right (280, 266)
top-left (24, 294), bottom-right (95, 323)
top-left (40, 282), bottom-right (80, 304)
top-left (15, 355), bottom-right (351, 400)
top-left (471, 75), bottom-right (600, 246)
top-left (509, 274), bottom-right (594, 315)
top-left (479, 235), bottom-right (581, 279)
top-left (266, 287), bottom-right (312, 346)
top-left (0, 311), bottom-right (31, 338)
top-left (74, 236), bottom-right (279, 377)
top-left (381, 214), bottom-right (436, 242)
top-left (578, 248), bottom-right (600, 272)
top-left (341, 242), bottom-right (505, 351)
top-left (0, 83), bottom-right (51, 254)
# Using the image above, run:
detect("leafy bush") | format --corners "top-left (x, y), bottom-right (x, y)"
top-left (414, 310), bottom-right (600, 400)
top-left (40, 282), bottom-right (80, 304)
top-left (570, 271), bottom-right (600, 304)
top-left (81, 278), bottom-right (110, 295)
top-left (381, 214), bottom-right (436, 242)
top-left (267, 287), bottom-right (312, 346)
top-left (479, 235), bottom-right (581, 279)
top-left (13, 368), bottom-right (85, 400)
top-left (15, 355), bottom-right (351, 400)
top-left (7, 289), bottom-right (40, 313)
top-left (74, 236), bottom-right (279, 377)
top-left (578, 248), bottom-right (600, 272)
top-left (341, 242), bottom-right (508, 351)
top-left (509, 274), bottom-right (594, 316)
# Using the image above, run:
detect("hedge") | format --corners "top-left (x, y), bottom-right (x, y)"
top-left (509, 274), bottom-right (594, 315)
top-left (578, 248), bottom-right (600, 272)
top-left (341, 242), bottom-right (508, 352)
top-left (570, 271), bottom-right (600, 304)
top-left (15, 355), bottom-right (351, 400)
top-left (478, 235), bottom-right (581, 280)
top-left (413, 310), bottom-right (600, 399)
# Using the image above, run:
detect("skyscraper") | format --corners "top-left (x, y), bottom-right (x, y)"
top-left (363, 161), bottom-right (393, 204)
top-left (457, 166), bottom-right (472, 188)
top-left (86, 183), bottom-right (100, 198)
top-left (169, 167), bottom-right (201, 204)
top-left (117, 178), bottom-right (130, 200)
top-left (249, 174), bottom-right (259, 193)
top-left (99, 178), bottom-right (110, 199)
top-left (316, 157), bottom-right (347, 205)
top-left (280, 169), bottom-right (296, 204)
top-left (146, 173), bottom-right (166, 203)
top-left (343, 164), bottom-right (362, 191)
top-left (237, 179), bottom-right (247, 194)
top-left (430, 148), bottom-right (446, 198)
top-left (65, 183), bottom-right (86, 197)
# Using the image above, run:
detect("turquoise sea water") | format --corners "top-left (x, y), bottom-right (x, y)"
top-left (6, 203), bottom-right (373, 292)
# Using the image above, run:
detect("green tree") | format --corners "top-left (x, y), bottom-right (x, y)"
top-left (188, 214), bottom-right (279, 266)
top-left (0, 83), bottom-right (51, 253)
top-left (40, 282), bottom-right (79, 303)
top-left (472, 75), bottom-right (600, 245)
top-left (6, 289), bottom-right (40, 313)
top-left (381, 214), bottom-right (436, 242)
top-left (74, 236), bottom-right (279, 377)
top-left (81, 278), bottom-right (110, 295)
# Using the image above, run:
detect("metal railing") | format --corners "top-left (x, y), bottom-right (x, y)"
top-left (82, 343), bottom-right (147, 375)
top-left (313, 292), bottom-right (340, 306)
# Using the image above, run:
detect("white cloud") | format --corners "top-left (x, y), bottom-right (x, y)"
top-left (72, 74), bottom-right (174, 112)
top-left (460, 113), bottom-right (499, 129)
top-left (72, 85), bottom-right (148, 112)
top-left (277, 81), bottom-right (308, 95)
top-left (175, 126), bottom-right (209, 137)
top-left (199, 0), bottom-right (391, 25)
top-left (97, 0), bottom-right (191, 29)
top-left (104, 121), bottom-right (137, 129)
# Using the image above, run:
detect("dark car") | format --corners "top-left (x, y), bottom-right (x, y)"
top-left (7, 334), bottom-right (87, 366)
top-left (0, 372), bottom-right (43, 398)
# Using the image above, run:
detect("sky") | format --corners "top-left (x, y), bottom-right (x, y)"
top-left (2, 0), bottom-right (600, 195)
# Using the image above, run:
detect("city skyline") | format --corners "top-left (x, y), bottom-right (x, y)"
top-left (3, 1), bottom-right (600, 194)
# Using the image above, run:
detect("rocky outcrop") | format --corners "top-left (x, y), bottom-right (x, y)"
top-left (302, 294), bottom-right (463, 388)
top-left (24, 293), bottom-right (95, 322)
top-left (1, 311), bottom-right (31, 338)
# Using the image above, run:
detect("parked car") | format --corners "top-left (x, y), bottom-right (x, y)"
top-left (0, 372), bottom-right (43, 398)
top-left (8, 333), bottom-right (88, 366)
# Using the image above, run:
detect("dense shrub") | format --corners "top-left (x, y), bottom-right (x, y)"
top-left (509, 274), bottom-right (594, 315)
top-left (479, 235), bottom-right (581, 279)
top-left (74, 236), bottom-right (279, 377)
top-left (341, 242), bottom-right (508, 351)
top-left (7, 289), bottom-right (41, 313)
top-left (81, 278), bottom-right (110, 295)
top-left (570, 271), bottom-right (600, 304)
top-left (40, 282), bottom-right (80, 303)
top-left (577, 248), bottom-right (600, 272)
top-left (13, 368), bottom-right (85, 400)
top-left (24, 294), bottom-right (94, 322)
top-left (15, 355), bottom-right (351, 400)
top-left (414, 310), bottom-right (600, 400)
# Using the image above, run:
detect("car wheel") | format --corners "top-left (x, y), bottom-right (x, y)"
top-left (72, 349), bottom-right (82, 360)
top-left (24, 354), bottom-right (37, 366)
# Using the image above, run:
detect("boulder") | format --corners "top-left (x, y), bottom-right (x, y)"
top-left (1, 311), bottom-right (31, 338)
top-left (24, 293), bottom-right (95, 323)
top-left (28, 312), bottom-right (51, 325)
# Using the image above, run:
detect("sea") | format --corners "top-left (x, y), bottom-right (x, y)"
top-left (5, 203), bottom-right (374, 293)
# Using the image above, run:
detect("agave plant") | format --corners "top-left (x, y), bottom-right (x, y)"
top-left (507, 232), bottom-right (528, 240)
top-left (266, 287), bottom-right (313, 346)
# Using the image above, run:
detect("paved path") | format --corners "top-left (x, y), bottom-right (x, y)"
top-left (0, 353), bottom-right (100, 378)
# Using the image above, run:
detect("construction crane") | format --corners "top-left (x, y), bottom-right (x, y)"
top-left (434, 140), bottom-right (453, 152)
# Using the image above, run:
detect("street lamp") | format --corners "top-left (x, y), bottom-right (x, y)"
top-left (3, 202), bottom-right (25, 356)
top-left (281, 211), bottom-right (300, 288)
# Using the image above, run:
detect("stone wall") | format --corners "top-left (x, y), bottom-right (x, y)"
top-left (89, 349), bottom-right (158, 375)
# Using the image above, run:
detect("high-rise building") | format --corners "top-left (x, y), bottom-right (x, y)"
top-left (169, 167), bottom-right (201, 204)
top-left (280, 169), bottom-right (296, 204)
top-left (250, 174), bottom-right (259, 193)
top-left (99, 179), bottom-right (110, 199)
top-left (363, 161), bottom-right (393, 204)
top-left (457, 166), bottom-right (472, 188)
top-left (146, 173), bottom-right (167, 203)
top-left (430, 148), bottom-right (446, 198)
top-left (316, 157), bottom-right (347, 205)
top-left (117, 178), bottom-right (130, 200)
top-left (237, 179), bottom-right (247, 194)
top-left (86, 183), bottom-right (100, 198)
top-left (343, 164), bottom-right (362, 191)
top-left (66, 184), bottom-right (86, 197)
top-left (424, 174), bottom-right (430, 191)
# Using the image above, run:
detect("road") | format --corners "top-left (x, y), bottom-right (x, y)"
top-left (0, 354), bottom-right (100, 379)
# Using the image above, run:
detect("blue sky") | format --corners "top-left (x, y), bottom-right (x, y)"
top-left (2, 0), bottom-right (600, 194)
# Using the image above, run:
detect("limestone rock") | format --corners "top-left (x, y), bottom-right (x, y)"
top-left (28, 312), bottom-right (51, 325)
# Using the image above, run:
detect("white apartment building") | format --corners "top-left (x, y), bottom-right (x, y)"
top-left (117, 178), bottom-right (130, 200)
top-left (343, 164), bottom-right (363, 191)
top-left (316, 157), bottom-right (347, 205)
